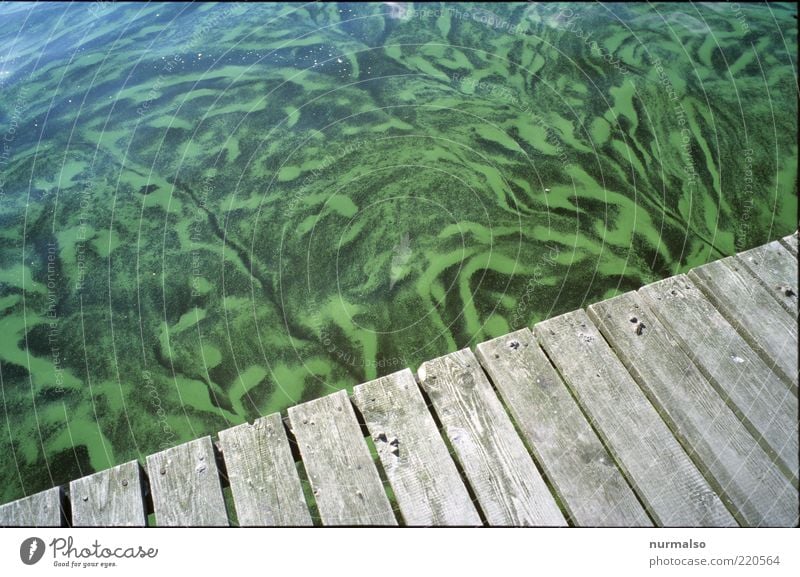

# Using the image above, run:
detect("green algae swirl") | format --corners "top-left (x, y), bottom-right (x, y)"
top-left (0, 2), bottom-right (796, 503)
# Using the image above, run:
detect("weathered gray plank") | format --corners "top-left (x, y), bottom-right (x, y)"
top-left (288, 390), bottom-right (396, 526)
top-left (640, 275), bottom-right (798, 478)
top-left (689, 257), bottom-right (798, 387)
top-left (218, 413), bottom-right (312, 526)
top-left (736, 241), bottom-right (798, 315)
top-left (70, 461), bottom-right (146, 527)
top-left (145, 436), bottom-right (228, 526)
top-left (417, 349), bottom-right (566, 526)
top-left (0, 487), bottom-right (62, 527)
top-left (475, 329), bottom-right (652, 527)
top-left (352, 369), bottom-right (482, 526)
top-left (588, 292), bottom-right (798, 527)
top-left (780, 231), bottom-right (798, 255)
top-left (535, 310), bottom-right (737, 527)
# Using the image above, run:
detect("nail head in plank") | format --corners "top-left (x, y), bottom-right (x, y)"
top-left (640, 275), bottom-right (798, 478)
top-left (145, 436), bottom-right (228, 526)
top-left (352, 368), bottom-right (482, 526)
top-left (689, 257), bottom-right (798, 387)
top-left (588, 292), bottom-right (798, 527)
top-left (535, 310), bottom-right (737, 527)
top-left (736, 241), bottom-right (798, 316)
top-left (0, 487), bottom-right (63, 527)
top-left (70, 461), bottom-right (146, 527)
top-left (217, 413), bottom-right (312, 526)
top-left (288, 390), bottom-right (396, 526)
top-left (418, 349), bottom-right (566, 526)
top-left (475, 329), bottom-right (652, 527)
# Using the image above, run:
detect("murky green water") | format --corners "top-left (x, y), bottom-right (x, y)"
top-left (0, 2), bottom-right (796, 503)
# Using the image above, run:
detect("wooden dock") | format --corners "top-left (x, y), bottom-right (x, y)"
top-left (1, 234), bottom-right (797, 527)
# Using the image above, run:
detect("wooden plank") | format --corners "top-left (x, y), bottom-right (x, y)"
top-left (70, 461), bottom-right (146, 527)
top-left (0, 487), bottom-right (63, 527)
top-left (475, 329), bottom-right (652, 527)
top-left (535, 310), bottom-right (737, 527)
top-left (588, 292), bottom-right (798, 527)
top-left (736, 241), bottom-right (798, 315)
top-left (418, 349), bottom-right (566, 526)
top-left (689, 257), bottom-right (798, 387)
top-left (780, 231), bottom-right (798, 255)
top-left (145, 436), bottom-right (228, 526)
top-left (288, 390), bottom-right (396, 526)
top-left (218, 413), bottom-right (312, 526)
top-left (352, 369), bottom-right (482, 526)
top-left (640, 275), bottom-right (798, 478)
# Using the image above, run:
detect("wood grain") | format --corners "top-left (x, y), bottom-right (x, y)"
top-left (780, 231), bottom-right (798, 255)
top-left (535, 310), bottom-right (737, 527)
top-left (146, 436), bottom-right (228, 526)
top-left (418, 349), bottom-right (567, 526)
top-left (352, 368), bottom-right (481, 526)
top-left (353, 369), bottom-right (481, 526)
top-left (475, 329), bottom-right (652, 527)
top-left (0, 487), bottom-right (62, 527)
top-left (640, 275), bottom-right (798, 479)
top-left (218, 413), bottom-right (312, 526)
top-left (288, 390), bottom-right (396, 526)
top-left (70, 461), bottom-right (146, 527)
top-left (735, 241), bottom-right (798, 315)
top-left (689, 257), bottom-right (798, 387)
top-left (589, 292), bottom-right (797, 527)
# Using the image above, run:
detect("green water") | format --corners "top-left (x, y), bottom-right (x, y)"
top-left (0, 2), bottom-right (796, 503)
